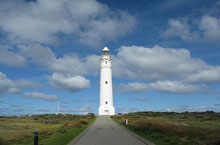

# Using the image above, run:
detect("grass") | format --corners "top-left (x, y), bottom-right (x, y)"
top-left (39, 118), bottom-right (95, 145)
top-left (112, 111), bottom-right (220, 145)
top-left (0, 114), bottom-right (96, 145)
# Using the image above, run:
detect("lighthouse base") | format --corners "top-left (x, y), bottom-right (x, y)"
top-left (99, 105), bottom-right (115, 115)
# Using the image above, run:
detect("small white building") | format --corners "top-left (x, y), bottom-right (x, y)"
top-left (98, 47), bottom-right (115, 115)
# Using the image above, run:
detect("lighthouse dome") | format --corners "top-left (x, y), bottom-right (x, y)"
top-left (102, 46), bottom-right (109, 52)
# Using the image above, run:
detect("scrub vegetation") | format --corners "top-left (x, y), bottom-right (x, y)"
top-left (0, 113), bottom-right (95, 145)
top-left (112, 111), bottom-right (220, 145)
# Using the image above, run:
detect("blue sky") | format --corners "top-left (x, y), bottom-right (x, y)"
top-left (0, 0), bottom-right (220, 116)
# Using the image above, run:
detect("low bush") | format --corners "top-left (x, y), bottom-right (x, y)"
top-left (0, 137), bottom-right (6, 145)
top-left (7, 133), bottom-right (31, 141)
top-left (87, 113), bottom-right (95, 118)
top-left (116, 112), bottom-right (220, 145)
top-left (57, 127), bottom-right (68, 133)
top-left (39, 128), bottom-right (53, 135)
top-left (63, 122), bottom-right (80, 128)
top-left (79, 119), bottom-right (89, 125)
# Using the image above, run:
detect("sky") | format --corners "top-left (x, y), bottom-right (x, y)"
top-left (0, 0), bottom-right (220, 116)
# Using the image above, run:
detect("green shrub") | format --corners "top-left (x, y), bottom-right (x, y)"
top-left (0, 137), bottom-right (6, 145)
top-left (57, 128), bottom-right (67, 133)
top-left (79, 119), bottom-right (89, 125)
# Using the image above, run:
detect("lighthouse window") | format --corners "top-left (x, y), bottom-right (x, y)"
top-left (105, 61), bottom-right (107, 64)
top-left (105, 81), bottom-right (108, 84)
top-left (105, 101), bottom-right (108, 104)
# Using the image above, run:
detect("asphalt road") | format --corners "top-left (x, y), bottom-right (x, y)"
top-left (69, 116), bottom-right (154, 145)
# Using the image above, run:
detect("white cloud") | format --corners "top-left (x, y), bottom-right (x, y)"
top-left (14, 44), bottom-right (99, 76)
top-left (200, 15), bottom-right (220, 41)
top-left (0, 44), bottom-right (97, 93)
top-left (18, 44), bottom-right (56, 66)
top-left (0, 45), bottom-right (26, 67)
top-left (84, 54), bottom-right (100, 76)
top-left (8, 44), bottom-right (218, 85)
top-left (50, 54), bottom-right (87, 75)
top-left (164, 15), bottom-right (220, 42)
top-left (113, 45), bottom-right (210, 80)
top-left (0, 0), bottom-right (136, 47)
top-left (0, 72), bottom-right (40, 95)
top-left (79, 12), bottom-right (136, 47)
top-left (1, 43), bottom-right (219, 94)
top-left (22, 92), bottom-right (58, 101)
top-left (164, 18), bottom-right (197, 41)
top-left (186, 67), bottom-right (220, 83)
top-left (48, 73), bottom-right (90, 93)
top-left (117, 82), bottom-right (148, 93)
top-left (118, 81), bottom-right (206, 94)
top-left (147, 81), bottom-right (206, 93)
top-left (0, 43), bottom-right (98, 75)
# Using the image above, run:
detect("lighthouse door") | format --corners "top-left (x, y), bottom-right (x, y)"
top-left (104, 110), bottom-right (109, 115)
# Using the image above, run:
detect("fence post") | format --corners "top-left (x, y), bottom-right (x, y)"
top-left (125, 119), bottom-right (128, 125)
top-left (34, 130), bottom-right (38, 145)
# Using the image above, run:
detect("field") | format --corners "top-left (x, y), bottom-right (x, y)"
top-left (0, 113), bottom-right (95, 145)
top-left (112, 111), bottom-right (220, 145)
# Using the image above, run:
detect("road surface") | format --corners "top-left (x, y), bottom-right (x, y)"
top-left (69, 116), bottom-right (154, 145)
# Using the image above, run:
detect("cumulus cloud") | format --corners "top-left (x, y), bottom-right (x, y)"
top-left (186, 67), bottom-right (220, 83)
top-left (50, 54), bottom-right (87, 75)
top-left (200, 15), bottom-right (220, 41)
top-left (0, 44), bottom-right (96, 93)
top-left (0, 72), bottom-right (40, 95)
top-left (117, 82), bottom-right (148, 93)
top-left (79, 12), bottom-right (136, 47)
top-left (84, 54), bottom-right (100, 76)
top-left (48, 73), bottom-right (90, 93)
top-left (0, 0), bottom-right (136, 47)
top-left (164, 15), bottom-right (220, 42)
top-left (18, 44), bottom-right (56, 66)
top-left (22, 92), bottom-right (58, 101)
top-left (1, 43), bottom-right (219, 94)
top-left (148, 81), bottom-right (206, 93)
top-left (164, 18), bottom-right (197, 41)
top-left (7, 43), bottom-right (99, 76)
top-left (0, 45), bottom-right (26, 67)
top-left (7, 44), bottom-right (219, 85)
top-left (113, 45), bottom-right (210, 80)
top-left (118, 81), bottom-right (206, 94)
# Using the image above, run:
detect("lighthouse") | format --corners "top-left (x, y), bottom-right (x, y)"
top-left (99, 47), bottom-right (115, 115)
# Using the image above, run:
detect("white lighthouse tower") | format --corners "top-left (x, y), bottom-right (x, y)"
top-left (99, 47), bottom-right (115, 115)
